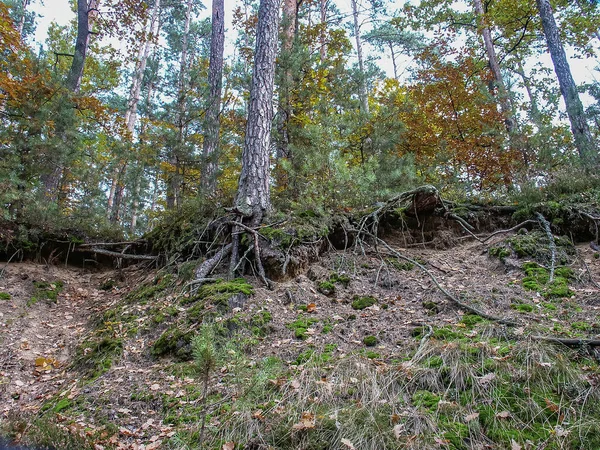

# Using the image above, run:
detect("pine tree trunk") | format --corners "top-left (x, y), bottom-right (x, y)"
top-left (167, 0), bottom-right (192, 209)
top-left (350, 0), bottom-right (368, 114)
top-left (536, 0), bottom-right (597, 165)
top-left (234, 0), bottom-right (279, 219)
top-left (201, 0), bottom-right (225, 192)
top-left (473, 0), bottom-right (514, 133)
top-left (67, 0), bottom-right (99, 92)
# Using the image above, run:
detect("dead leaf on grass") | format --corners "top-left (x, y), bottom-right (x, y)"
top-left (341, 438), bottom-right (356, 449)
top-left (222, 443), bottom-right (235, 450)
top-left (510, 439), bottom-right (522, 450)
top-left (292, 411), bottom-right (315, 431)
top-left (496, 411), bottom-right (510, 419)
top-left (464, 412), bottom-right (479, 422)
top-left (307, 303), bottom-right (317, 313)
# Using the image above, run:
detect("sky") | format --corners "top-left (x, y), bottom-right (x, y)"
top-left (28, 0), bottom-right (600, 103)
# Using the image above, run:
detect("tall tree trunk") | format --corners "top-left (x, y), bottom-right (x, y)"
top-left (473, 0), bottom-right (514, 133)
top-left (275, 0), bottom-right (297, 167)
top-left (319, 0), bottom-right (327, 62)
top-left (16, 0), bottom-right (29, 39)
top-left (167, 0), bottom-right (192, 209)
top-left (536, 0), bottom-right (597, 165)
top-left (108, 0), bottom-right (161, 221)
top-left (350, 0), bottom-right (368, 114)
top-left (67, 0), bottom-right (99, 92)
top-left (513, 58), bottom-right (542, 128)
top-left (234, 0), bottom-right (279, 219)
top-left (201, 0), bottom-right (225, 192)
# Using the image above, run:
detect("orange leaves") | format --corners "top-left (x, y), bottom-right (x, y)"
top-left (395, 46), bottom-right (521, 188)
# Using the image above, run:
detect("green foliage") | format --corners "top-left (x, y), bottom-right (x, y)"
top-left (0, 292), bottom-right (11, 300)
top-left (522, 262), bottom-right (574, 298)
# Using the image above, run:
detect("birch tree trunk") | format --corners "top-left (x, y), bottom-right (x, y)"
top-left (536, 0), bottom-right (597, 165)
top-left (350, 0), bottom-right (368, 114)
top-left (201, 0), bottom-right (225, 192)
top-left (107, 0), bottom-right (161, 221)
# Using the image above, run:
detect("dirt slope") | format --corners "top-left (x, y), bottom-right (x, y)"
top-left (0, 236), bottom-right (599, 449)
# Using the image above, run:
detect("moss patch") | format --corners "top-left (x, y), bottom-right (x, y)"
top-left (0, 292), bottom-right (11, 300)
top-left (522, 262), bottom-right (574, 298)
top-left (29, 280), bottom-right (64, 304)
top-left (287, 316), bottom-right (319, 340)
top-left (351, 295), bottom-right (377, 310)
top-left (151, 327), bottom-right (195, 361)
top-left (181, 278), bottom-right (253, 308)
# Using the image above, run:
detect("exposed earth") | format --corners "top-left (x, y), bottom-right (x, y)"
top-left (1, 227), bottom-right (599, 449)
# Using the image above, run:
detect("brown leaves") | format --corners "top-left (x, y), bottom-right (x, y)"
top-left (292, 411), bottom-right (316, 431)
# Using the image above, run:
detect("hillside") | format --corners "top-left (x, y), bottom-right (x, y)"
top-left (1, 211), bottom-right (599, 449)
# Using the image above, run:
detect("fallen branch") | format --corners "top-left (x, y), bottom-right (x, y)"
top-left (75, 247), bottom-right (157, 260)
top-left (532, 336), bottom-right (600, 347)
top-left (480, 220), bottom-right (537, 243)
top-left (77, 241), bottom-right (144, 248)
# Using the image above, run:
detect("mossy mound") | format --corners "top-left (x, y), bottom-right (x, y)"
top-left (351, 296), bottom-right (377, 310)
top-left (489, 231), bottom-right (575, 266)
top-left (317, 272), bottom-right (351, 295)
top-left (181, 278), bottom-right (254, 308)
top-left (151, 327), bottom-right (196, 361)
top-left (522, 262), bottom-right (574, 298)
top-left (74, 337), bottom-right (124, 379)
top-left (126, 274), bottom-right (173, 304)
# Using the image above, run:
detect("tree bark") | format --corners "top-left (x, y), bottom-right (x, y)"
top-left (536, 0), bottom-right (597, 165)
top-left (201, 0), bottom-right (225, 192)
top-left (67, 0), bottom-right (99, 93)
top-left (107, 0), bottom-right (161, 222)
top-left (16, 0), bottom-right (29, 39)
top-left (234, 0), bottom-right (279, 219)
top-left (319, 0), bottom-right (327, 62)
top-left (473, 0), bottom-right (514, 133)
top-left (167, 0), bottom-right (192, 209)
top-left (350, 0), bottom-right (369, 114)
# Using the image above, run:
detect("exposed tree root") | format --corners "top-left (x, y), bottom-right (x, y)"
top-left (532, 335), bottom-right (600, 347)
top-left (194, 243), bottom-right (233, 283)
top-left (74, 247), bottom-right (157, 260)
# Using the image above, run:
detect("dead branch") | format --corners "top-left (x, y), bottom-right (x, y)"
top-left (75, 247), bottom-right (157, 260)
top-left (77, 241), bottom-right (144, 248)
top-left (532, 336), bottom-right (600, 347)
top-left (195, 243), bottom-right (233, 283)
top-left (480, 220), bottom-right (537, 243)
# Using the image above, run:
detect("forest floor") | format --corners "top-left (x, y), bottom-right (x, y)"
top-left (1, 229), bottom-right (600, 449)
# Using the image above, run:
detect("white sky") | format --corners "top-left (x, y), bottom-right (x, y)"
top-left (29, 0), bottom-right (599, 101)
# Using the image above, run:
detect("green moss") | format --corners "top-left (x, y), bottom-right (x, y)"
top-left (365, 351), bottom-right (380, 359)
top-left (507, 231), bottom-right (574, 264)
top-left (522, 262), bottom-right (574, 298)
top-left (322, 323), bottom-right (333, 334)
top-left (126, 274), bottom-right (173, 303)
top-left (432, 326), bottom-right (461, 340)
top-left (182, 278), bottom-right (253, 307)
top-left (412, 390), bottom-right (441, 410)
top-left (363, 335), bottom-right (378, 346)
top-left (511, 303), bottom-right (534, 313)
top-left (31, 280), bottom-right (64, 304)
top-left (329, 272), bottom-right (351, 287)
top-left (287, 316), bottom-right (318, 340)
top-left (351, 295), bottom-right (377, 310)
top-left (54, 399), bottom-right (71, 413)
top-left (541, 302), bottom-right (557, 311)
top-left (387, 258), bottom-right (414, 271)
top-left (0, 292), bottom-right (10, 300)
top-left (318, 281), bottom-right (335, 295)
top-left (489, 246), bottom-right (511, 259)
top-left (250, 310), bottom-right (273, 337)
top-left (460, 314), bottom-right (485, 327)
top-left (74, 337), bottom-right (123, 378)
top-left (151, 327), bottom-right (195, 361)
top-left (571, 321), bottom-right (592, 331)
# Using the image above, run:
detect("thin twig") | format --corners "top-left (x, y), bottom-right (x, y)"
top-left (0, 249), bottom-right (21, 278)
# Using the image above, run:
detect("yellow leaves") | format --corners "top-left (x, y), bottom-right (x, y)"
top-left (35, 356), bottom-right (59, 373)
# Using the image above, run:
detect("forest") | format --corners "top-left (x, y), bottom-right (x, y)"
top-left (1, 0), bottom-right (600, 449)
